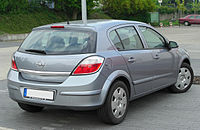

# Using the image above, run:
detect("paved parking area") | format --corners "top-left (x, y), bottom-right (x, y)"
top-left (157, 26), bottom-right (200, 76)
top-left (0, 80), bottom-right (200, 130)
top-left (0, 26), bottom-right (200, 130)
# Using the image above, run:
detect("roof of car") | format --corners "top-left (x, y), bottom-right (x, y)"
top-left (33, 19), bottom-right (145, 31)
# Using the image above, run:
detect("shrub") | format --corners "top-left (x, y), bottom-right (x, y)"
top-left (0, 0), bottom-right (29, 13)
top-left (101, 0), bottom-right (155, 23)
top-left (158, 6), bottom-right (176, 14)
top-left (89, 9), bottom-right (111, 19)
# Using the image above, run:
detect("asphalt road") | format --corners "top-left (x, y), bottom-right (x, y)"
top-left (0, 80), bottom-right (200, 130)
top-left (157, 26), bottom-right (200, 76)
top-left (0, 42), bottom-right (21, 48)
top-left (0, 26), bottom-right (200, 130)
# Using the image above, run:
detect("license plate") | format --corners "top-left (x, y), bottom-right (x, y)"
top-left (24, 88), bottom-right (54, 101)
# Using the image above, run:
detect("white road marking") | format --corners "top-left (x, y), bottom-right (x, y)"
top-left (0, 127), bottom-right (15, 130)
top-left (0, 89), bottom-right (8, 93)
top-left (41, 127), bottom-right (55, 130)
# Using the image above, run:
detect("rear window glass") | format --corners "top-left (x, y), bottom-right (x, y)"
top-left (19, 29), bottom-right (97, 55)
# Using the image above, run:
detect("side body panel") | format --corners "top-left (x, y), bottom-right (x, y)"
top-left (107, 24), bottom-right (158, 96)
top-left (136, 24), bottom-right (179, 90)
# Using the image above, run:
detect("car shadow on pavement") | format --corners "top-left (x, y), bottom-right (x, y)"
top-left (11, 88), bottom-right (178, 129)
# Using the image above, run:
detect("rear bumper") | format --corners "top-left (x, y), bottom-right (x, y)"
top-left (179, 20), bottom-right (184, 24)
top-left (7, 70), bottom-right (107, 110)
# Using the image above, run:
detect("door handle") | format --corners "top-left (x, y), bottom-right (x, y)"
top-left (128, 57), bottom-right (136, 63)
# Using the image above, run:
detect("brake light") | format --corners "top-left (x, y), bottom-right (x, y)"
top-left (73, 56), bottom-right (104, 75)
top-left (11, 56), bottom-right (18, 71)
top-left (51, 26), bottom-right (64, 28)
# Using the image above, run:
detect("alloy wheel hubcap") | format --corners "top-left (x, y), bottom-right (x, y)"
top-left (111, 87), bottom-right (127, 118)
top-left (175, 67), bottom-right (191, 90)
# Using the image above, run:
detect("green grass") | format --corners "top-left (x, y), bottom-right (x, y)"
top-left (0, 9), bottom-right (67, 34)
top-left (0, 31), bottom-right (5, 35)
top-left (160, 20), bottom-right (179, 26)
top-left (0, 9), bottom-right (112, 35)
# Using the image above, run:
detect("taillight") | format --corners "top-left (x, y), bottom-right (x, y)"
top-left (73, 56), bottom-right (104, 75)
top-left (11, 56), bottom-right (18, 71)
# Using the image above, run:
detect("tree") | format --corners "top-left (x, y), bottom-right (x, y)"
top-left (176, 0), bottom-right (186, 17)
top-left (161, 0), bottom-right (170, 6)
top-left (101, 0), bottom-right (131, 18)
top-left (101, 0), bottom-right (156, 21)
top-left (192, 0), bottom-right (200, 14)
top-left (0, 0), bottom-right (29, 13)
top-left (0, 0), bottom-right (9, 12)
top-left (54, 0), bottom-right (98, 20)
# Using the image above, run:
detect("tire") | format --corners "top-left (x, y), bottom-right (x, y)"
top-left (18, 103), bottom-right (44, 113)
top-left (184, 21), bottom-right (190, 26)
top-left (97, 81), bottom-right (129, 125)
top-left (169, 63), bottom-right (194, 93)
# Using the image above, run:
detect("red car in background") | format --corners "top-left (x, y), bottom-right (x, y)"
top-left (179, 14), bottom-right (200, 26)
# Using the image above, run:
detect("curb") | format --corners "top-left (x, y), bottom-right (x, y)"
top-left (193, 76), bottom-right (200, 84)
top-left (0, 33), bottom-right (29, 42)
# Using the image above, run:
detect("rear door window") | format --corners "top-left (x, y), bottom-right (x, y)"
top-left (115, 27), bottom-right (143, 50)
top-left (19, 29), bottom-right (97, 55)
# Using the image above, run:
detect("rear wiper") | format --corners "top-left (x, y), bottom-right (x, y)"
top-left (25, 49), bottom-right (47, 55)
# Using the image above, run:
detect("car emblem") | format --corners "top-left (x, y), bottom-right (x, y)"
top-left (36, 61), bottom-right (45, 68)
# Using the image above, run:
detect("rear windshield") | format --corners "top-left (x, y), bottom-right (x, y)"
top-left (18, 29), bottom-right (97, 55)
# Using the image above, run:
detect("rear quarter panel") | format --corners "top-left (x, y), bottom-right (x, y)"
top-left (96, 51), bottom-right (134, 101)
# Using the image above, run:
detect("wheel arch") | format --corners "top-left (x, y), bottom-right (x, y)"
top-left (179, 57), bottom-right (191, 69)
top-left (184, 21), bottom-right (190, 26)
top-left (111, 76), bottom-right (131, 98)
top-left (99, 70), bottom-right (134, 105)
top-left (169, 58), bottom-right (194, 93)
top-left (182, 58), bottom-right (191, 66)
top-left (175, 57), bottom-right (191, 81)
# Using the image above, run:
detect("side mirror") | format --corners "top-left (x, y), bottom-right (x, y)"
top-left (169, 41), bottom-right (179, 48)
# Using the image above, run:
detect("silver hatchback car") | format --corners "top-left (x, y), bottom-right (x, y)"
top-left (7, 20), bottom-right (194, 124)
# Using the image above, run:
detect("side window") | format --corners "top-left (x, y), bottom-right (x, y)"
top-left (139, 27), bottom-right (166, 49)
top-left (110, 31), bottom-right (124, 50)
top-left (189, 16), bottom-right (195, 19)
top-left (116, 27), bottom-right (143, 50)
top-left (196, 16), bottom-right (200, 19)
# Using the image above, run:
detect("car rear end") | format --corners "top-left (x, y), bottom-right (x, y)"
top-left (179, 15), bottom-right (191, 24)
top-left (179, 18), bottom-right (185, 24)
top-left (7, 25), bottom-right (107, 110)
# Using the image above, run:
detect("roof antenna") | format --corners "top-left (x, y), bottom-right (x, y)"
top-left (82, 0), bottom-right (87, 25)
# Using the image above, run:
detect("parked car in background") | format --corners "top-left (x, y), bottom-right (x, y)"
top-left (179, 14), bottom-right (200, 26)
top-left (7, 20), bottom-right (194, 124)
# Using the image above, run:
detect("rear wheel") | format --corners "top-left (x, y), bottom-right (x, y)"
top-left (184, 21), bottom-right (190, 26)
top-left (169, 63), bottom-right (194, 93)
top-left (97, 81), bottom-right (129, 125)
top-left (18, 103), bottom-right (44, 113)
